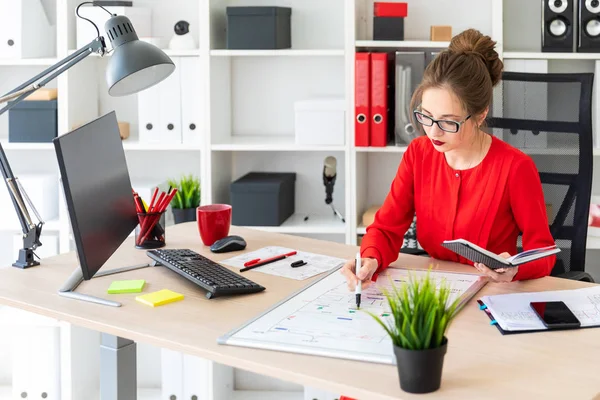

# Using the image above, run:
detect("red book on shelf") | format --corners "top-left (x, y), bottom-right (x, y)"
top-left (355, 52), bottom-right (371, 147)
top-left (370, 52), bottom-right (389, 147)
top-left (374, 2), bottom-right (408, 17)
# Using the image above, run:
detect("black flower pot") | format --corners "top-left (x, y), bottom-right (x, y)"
top-left (172, 207), bottom-right (196, 224)
top-left (393, 337), bottom-right (448, 394)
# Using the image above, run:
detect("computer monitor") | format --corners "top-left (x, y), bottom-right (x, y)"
top-left (54, 111), bottom-right (151, 306)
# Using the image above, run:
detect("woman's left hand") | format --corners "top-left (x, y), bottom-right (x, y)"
top-left (474, 252), bottom-right (518, 283)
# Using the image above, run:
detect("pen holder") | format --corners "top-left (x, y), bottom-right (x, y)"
top-left (135, 211), bottom-right (166, 249)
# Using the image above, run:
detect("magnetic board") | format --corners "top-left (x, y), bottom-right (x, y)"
top-left (218, 266), bottom-right (487, 365)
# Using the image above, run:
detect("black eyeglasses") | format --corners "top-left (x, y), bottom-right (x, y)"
top-left (413, 110), bottom-right (471, 133)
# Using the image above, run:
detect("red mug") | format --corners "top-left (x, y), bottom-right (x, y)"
top-left (197, 204), bottom-right (232, 246)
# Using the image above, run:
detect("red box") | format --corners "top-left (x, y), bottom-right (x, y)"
top-left (374, 2), bottom-right (408, 17)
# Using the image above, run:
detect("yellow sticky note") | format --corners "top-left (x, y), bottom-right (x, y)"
top-left (135, 289), bottom-right (184, 307)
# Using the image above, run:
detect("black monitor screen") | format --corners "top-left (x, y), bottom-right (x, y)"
top-left (53, 111), bottom-right (138, 280)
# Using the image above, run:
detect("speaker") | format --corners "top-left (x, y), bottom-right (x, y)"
top-left (578, 0), bottom-right (600, 51)
top-left (542, 0), bottom-right (575, 52)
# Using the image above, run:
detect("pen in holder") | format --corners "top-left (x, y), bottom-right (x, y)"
top-left (135, 211), bottom-right (166, 249)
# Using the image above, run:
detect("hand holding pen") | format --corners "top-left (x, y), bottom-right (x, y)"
top-left (340, 253), bottom-right (378, 294)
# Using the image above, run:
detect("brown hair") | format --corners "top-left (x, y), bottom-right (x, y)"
top-left (410, 29), bottom-right (503, 129)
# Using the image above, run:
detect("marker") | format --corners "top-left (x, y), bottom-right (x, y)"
top-left (355, 252), bottom-right (362, 309)
top-left (291, 260), bottom-right (306, 268)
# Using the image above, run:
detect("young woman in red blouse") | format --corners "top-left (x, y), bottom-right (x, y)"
top-left (342, 29), bottom-right (557, 288)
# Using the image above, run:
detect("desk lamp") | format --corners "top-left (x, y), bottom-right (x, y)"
top-left (0, 2), bottom-right (175, 268)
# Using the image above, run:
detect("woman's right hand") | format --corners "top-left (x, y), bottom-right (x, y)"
top-left (340, 257), bottom-right (379, 291)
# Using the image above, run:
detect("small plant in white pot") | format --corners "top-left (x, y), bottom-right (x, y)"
top-left (368, 271), bottom-right (461, 394)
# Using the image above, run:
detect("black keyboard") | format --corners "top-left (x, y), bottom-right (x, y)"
top-left (146, 249), bottom-right (265, 299)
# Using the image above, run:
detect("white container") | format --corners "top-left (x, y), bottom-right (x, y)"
top-left (294, 98), bottom-right (346, 146)
top-left (0, 0), bottom-right (55, 59)
top-left (76, 5), bottom-right (152, 51)
top-left (0, 174), bottom-right (58, 229)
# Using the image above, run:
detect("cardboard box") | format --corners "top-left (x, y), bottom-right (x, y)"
top-left (430, 26), bottom-right (452, 42)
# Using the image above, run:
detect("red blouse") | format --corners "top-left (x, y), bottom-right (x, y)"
top-left (360, 135), bottom-right (557, 281)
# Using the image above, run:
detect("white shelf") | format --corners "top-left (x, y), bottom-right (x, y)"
top-left (231, 391), bottom-right (303, 400)
top-left (245, 213), bottom-right (346, 234)
top-left (503, 51), bottom-right (600, 60)
top-left (355, 145), bottom-right (407, 153)
top-left (0, 57), bottom-right (58, 66)
top-left (68, 48), bottom-right (199, 57)
top-left (212, 135), bottom-right (346, 152)
top-left (121, 141), bottom-right (202, 151)
top-left (356, 40), bottom-right (449, 48)
top-left (211, 49), bottom-right (344, 57)
top-left (0, 142), bottom-right (54, 150)
top-left (357, 225), bottom-right (367, 235)
top-left (162, 49), bottom-right (201, 57)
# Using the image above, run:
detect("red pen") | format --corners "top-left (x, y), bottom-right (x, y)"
top-left (240, 251), bottom-right (297, 272)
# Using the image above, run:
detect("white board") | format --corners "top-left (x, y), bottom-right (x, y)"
top-left (218, 267), bottom-right (487, 365)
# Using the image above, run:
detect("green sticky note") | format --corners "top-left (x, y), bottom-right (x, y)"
top-left (107, 280), bottom-right (146, 294)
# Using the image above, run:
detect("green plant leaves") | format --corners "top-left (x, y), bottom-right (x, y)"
top-left (367, 269), bottom-right (461, 351)
top-left (168, 174), bottom-right (201, 209)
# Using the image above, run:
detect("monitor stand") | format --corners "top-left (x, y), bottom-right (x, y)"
top-left (58, 262), bottom-right (157, 307)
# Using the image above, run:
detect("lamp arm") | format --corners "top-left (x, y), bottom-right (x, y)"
top-left (0, 37), bottom-right (107, 116)
top-left (0, 35), bottom-right (107, 267)
top-left (0, 143), bottom-right (29, 233)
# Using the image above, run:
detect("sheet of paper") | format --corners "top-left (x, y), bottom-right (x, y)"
top-left (218, 267), bottom-right (486, 365)
top-left (220, 246), bottom-right (345, 280)
top-left (481, 286), bottom-right (600, 331)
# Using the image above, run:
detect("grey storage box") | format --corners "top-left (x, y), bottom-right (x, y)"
top-left (230, 172), bottom-right (296, 226)
top-left (226, 6), bottom-right (292, 49)
top-left (8, 100), bottom-right (58, 143)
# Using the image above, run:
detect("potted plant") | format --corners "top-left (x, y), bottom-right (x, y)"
top-left (168, 174), bottom-right (200, 224)
top-left (367, 270), bottom-right (461, 394)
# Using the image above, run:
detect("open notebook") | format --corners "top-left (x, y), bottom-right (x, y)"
top-left (442, 239), bottom-right (561, 270)
top-left (478, 285), bottom-right (600, 334)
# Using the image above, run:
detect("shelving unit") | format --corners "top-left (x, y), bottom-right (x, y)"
top-left (3, 0), bottom-right (600, 397)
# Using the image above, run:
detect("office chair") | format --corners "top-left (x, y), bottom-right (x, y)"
top-left (487, 71), bottom-right (595, 282)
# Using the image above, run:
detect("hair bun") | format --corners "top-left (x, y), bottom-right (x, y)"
top-left (448, 28), bottom-right (503, 87)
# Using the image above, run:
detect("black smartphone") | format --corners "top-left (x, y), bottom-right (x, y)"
top-left (530, 301), bottom-right (581, 330)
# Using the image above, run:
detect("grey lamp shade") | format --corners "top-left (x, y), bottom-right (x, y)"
top-left (104, 15), bottom-right (175, 97)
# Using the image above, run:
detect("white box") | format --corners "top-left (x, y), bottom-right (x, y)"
top-left (76, 5), bottom-right (152, 51)
top-left (294, 98), bottom-right (346, 146)
top-left (0, 0), bottom-right (55, 59)
top-left (0, 174), bottom-right (58, 229)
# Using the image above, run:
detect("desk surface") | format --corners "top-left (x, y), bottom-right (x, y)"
top-left (0, 223), bottom-right (599, 399)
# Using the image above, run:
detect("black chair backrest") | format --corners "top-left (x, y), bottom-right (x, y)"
top-left (487, 71), bottom-right (594, 275)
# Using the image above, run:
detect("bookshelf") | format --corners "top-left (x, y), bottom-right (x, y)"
top-left (2, 0), bottom-right (600, 397)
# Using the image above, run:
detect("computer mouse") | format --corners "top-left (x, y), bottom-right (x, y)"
top-left (210, 235), bottom-right (247, 253)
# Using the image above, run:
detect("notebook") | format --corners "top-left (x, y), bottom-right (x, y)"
top-left (136, 289), bottom-right (184, 307)
top-left (442, 239), bottom-right (560, 269)
top-left (478, 285), bottom-right (600, 334)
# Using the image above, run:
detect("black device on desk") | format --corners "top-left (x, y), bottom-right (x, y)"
top-left (54, 112), bottom-right (263, 306)
top-left (530, 301), bottom-right (581, 330)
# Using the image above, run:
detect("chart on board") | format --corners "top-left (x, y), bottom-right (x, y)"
top-left (218, 267), bottom-right (487, 365)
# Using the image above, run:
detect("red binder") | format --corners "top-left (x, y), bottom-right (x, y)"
top-left (355, 52), bottom-right (371, 147)
top-left (370, 52), bottom-right (389, 147)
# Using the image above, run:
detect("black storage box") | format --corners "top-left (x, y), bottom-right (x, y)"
top-left (8, 100), bottom-right (58, 143)
top-left (226, 6), bottom-right (292, 49)
top-left (373, 16), bottom-right (404, 41)
top-left (230, 172), bottom-right (296, 226)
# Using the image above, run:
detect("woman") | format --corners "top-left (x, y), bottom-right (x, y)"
top-left (342, 29), bottom-right (556, 289)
